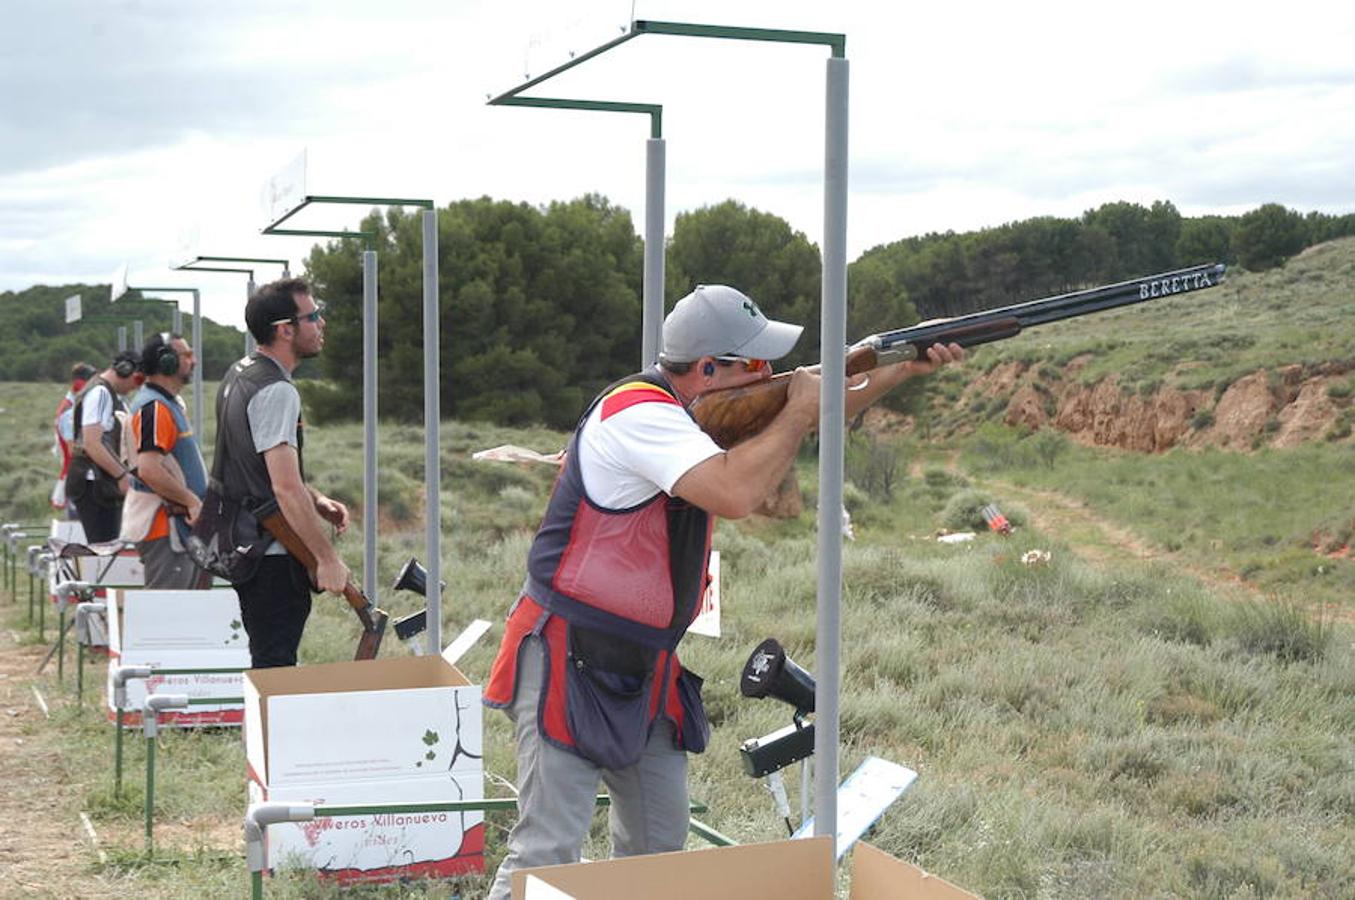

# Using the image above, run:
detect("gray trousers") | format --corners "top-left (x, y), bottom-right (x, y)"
top-left (486, 635), bottom-right (689, 900)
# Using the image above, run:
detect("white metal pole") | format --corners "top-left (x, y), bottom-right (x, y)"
top-left (132, 320), bottom-right (144, 351)
top-left (245, 280), bottom-right (257, 357)
top-left (813, 54), bottom-right (849, 846)
top-left (191, 289), bottom-right (203, 442)
top-left (362, 251), bottom-right (378, 609)
top-left (422, 210), bottom-right (442, 654)
top-left (172, 305), bottom-right (182, 335)
top-left (642, 138), bottom-right (666, 367)
top-left (117, 326), bottom-right (127, 353)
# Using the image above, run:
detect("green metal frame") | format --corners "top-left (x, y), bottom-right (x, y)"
top-left (261, 196), bottom-right (433, 246)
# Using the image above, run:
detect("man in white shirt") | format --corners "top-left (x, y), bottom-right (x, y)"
top-left (483, 284), bottom-right (963, 899)
top-left (66, 351), bottom-right (142, 543)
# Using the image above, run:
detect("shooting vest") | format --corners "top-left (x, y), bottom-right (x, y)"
top-left (524, 369), bottom-right (714, 652)
top-left (212, 353), bottom-right (304, 509)
top-left (486, 370), bottom-right (713, 768)
top-left (70, 375), bottom-right (125, 466)
top-left (127, 383), bottom-right (208, 543)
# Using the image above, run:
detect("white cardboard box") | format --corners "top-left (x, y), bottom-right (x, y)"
top-left (516, 836), bottom-right (978, 900)
top-left (106, 588), bottom-right (249, 727)
top-left (245, 654), bottom-right (486, 881)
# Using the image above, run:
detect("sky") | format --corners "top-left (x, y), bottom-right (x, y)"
top-left (3, 0), bottom-right (1353, 331)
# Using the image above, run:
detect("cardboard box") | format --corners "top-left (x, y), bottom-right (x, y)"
top-left (245, 654), bottom-right (485, 882)
top-left (106, 588), bottom-right (250, 727)
top-left (73, 547), bottom-right (144, 586)
top-left (516, 836), bottom-right (977, 900)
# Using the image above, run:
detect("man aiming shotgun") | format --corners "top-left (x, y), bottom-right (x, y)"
top-left (482, 284), bottom-right (964, 899)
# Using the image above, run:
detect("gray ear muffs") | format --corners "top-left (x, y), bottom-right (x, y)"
top-left (702, 361), bottom-right (715, 376)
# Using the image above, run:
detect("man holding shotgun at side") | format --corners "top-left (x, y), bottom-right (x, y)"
top-left (483, 284), bottom-right (963, 899)
top-left (215, 279), bottom-right (350, 668)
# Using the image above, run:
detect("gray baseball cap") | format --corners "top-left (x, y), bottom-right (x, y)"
top-left (660, 285), bottom-right (803, 363)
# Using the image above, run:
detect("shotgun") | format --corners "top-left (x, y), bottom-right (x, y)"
top-left (258, 509), bottom-right (389, 661)
top-left (689, 262), bottom-right (1226, 448)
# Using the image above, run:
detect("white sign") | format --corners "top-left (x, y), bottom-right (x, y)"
top-left (109, 263), bottom-right (130, 303)
top-left (793, 756), bottom-right (918, 859)
top-left (688, 550), bottom-right (721, 638)
top-left (262, 149), bottom-right (308, 225)
top-left (171, 222), bottom-right (200, 269)
top-left (64, 294), bottom-right (82, 323)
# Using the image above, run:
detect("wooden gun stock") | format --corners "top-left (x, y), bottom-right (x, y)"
top-left (258, 509), bottom-right (388, 661)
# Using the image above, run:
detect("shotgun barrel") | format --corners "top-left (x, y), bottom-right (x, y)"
top-left (689, 263), bottom-right (1226, 449)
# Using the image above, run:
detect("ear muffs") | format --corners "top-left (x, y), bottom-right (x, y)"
top-left (702, 361), bottom-right (716, 376)
top-left (113, 357), bottom-right (137, 378)
top-left (151, 333), bottom-right (179, 376)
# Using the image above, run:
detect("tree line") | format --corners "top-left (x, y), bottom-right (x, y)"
top-left (4, 197), bottom-right (1350, 429)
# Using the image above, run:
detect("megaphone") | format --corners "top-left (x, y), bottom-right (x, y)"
top-left (391, 557), bottom-right (446, 597)
top-left (741, 638), bottom-right (816, 717)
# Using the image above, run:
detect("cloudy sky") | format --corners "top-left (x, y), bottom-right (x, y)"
top-left (3, 0), bottom-right (1353, 330)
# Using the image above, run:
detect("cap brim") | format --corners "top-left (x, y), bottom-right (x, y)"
top-left (731, 319), bottom-right (803, 361)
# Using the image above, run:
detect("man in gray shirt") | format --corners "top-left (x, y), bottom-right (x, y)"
top-left (214, 278), bottom-right (350, 667)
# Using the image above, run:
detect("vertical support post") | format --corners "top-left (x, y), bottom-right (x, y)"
top-left (57, 604), bottom-right (67, 682)
top-left (172, 304), bottom-right (182, 335)
top-left (77, 639), bottom-right (85, 705)
top-left (133, 320), bottom-right (144, 351)
top-left (642, 138), bottom-right (666, 367)
top-left (421, 210), bottom-right (442, 654)
top-left (813, 54), bottom-right (849, 846)
top-left (38, 585), bottom-right (45, 641)
top-left (244, 279), bottom-right (258, 357)
top-left (191, 289), bottom-right (204, 442)
top-left (145, 731), bottom-right (156, 852)
top-left (362, 251), bottom-right (379, 608)
top-left (118, 326), bottom-right (128, 353)
top-left (115, 708), bottom-right (125, 797)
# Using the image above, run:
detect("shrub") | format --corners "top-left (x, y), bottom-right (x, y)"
top-left (1224, 602), bottom-right (1332, 664)
top-left (1191, 409), bottom-right (1215, 430)
top-left (939, 488), bottom-right (1028, 532)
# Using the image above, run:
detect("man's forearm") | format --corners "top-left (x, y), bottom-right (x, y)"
top-left (136, 454), bottom-right (198, 509)
top-left (82, 431), bottom-right (126, 480)
top-left (274, 482), bottom-right (340, 567)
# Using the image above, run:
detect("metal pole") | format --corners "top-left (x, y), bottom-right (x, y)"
top-left (118, 326), bottom-right (127, 353)
top-left (422, 210), bottom-right (442, 654)
top-left (245, 279), bottom-right (258, 357)
top-left (362, 251), bottom-right (378, 609)
top-left (172, 304), bottom-right (182, 335)
top-left (813, 54), bottom-right (849, 845)
top-left (191, 289), bottom-right (204, 442)
top-left (133, 320), bottom-right (144, 351)
top-left (145, 732), bottom-right (156, 851)
top-left (115, 708), bottom-right (125, 797)
top-left (642, 138), bottom-right (666, 367)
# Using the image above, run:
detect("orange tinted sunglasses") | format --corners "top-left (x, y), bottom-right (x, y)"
top-left (714, 355), bottom-right (769, 373)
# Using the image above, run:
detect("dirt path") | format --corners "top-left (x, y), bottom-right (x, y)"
top-left (912, 455), bottom-right (1354, 624)
top-left (0, 625), bottom-right (108, 898)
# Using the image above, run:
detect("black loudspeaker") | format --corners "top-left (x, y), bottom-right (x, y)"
top-left (740, 637), bottom-right (816, 716)
top-left (151, 332), bottom-right (179, 376)
top-left (391, 557), bottom-right (447, 597)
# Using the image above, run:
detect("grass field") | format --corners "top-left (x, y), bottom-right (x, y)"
top-left (2, 378), bottom-right (1354, 898)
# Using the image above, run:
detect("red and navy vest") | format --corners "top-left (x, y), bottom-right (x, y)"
top-left (524, 369), bottom-right (714, 651)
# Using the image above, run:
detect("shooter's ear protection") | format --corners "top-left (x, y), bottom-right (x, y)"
top-left (149, 332), bottom-right (179, 376)
top-left (112, 353), bottom-right (139, 378)
top-left (702, 361), bottom-right (716, 377)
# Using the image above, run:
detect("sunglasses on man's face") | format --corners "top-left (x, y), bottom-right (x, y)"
top-left (714, 355), bottom-right (769, 373)
top-left (270, 302), bottom-right (326, 326)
